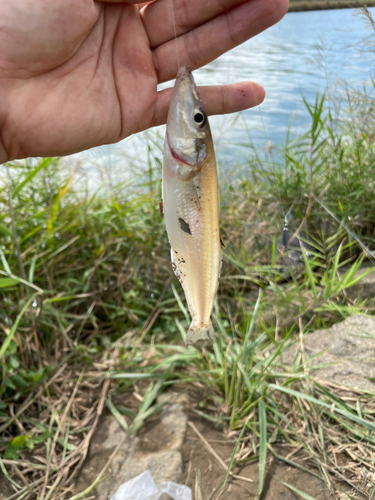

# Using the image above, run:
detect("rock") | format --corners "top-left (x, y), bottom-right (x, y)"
top-left (282, 314), bottom-right (375, 391)
top-left (76, 418), bottom-right (136, 498)
top-left (75, 392), bottom-right (188, 500)
top-left (339, 261), bottom-right (375, 301)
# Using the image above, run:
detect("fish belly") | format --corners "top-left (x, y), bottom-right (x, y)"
top-left (162, 146), bottom-right (221, 344)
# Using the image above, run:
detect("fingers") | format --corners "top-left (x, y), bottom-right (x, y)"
top-left (151, 81), bottom-right (265, 128)
top-left (143, 0), bottom-right (254, 49)
top-left (152, 0), bottom-right (289, 83)
top-left (97, 0), bottom-right (149, 3)
top-left (95, 1), bottom-right (152, 12)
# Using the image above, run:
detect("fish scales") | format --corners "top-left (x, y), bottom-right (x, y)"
top-left (162, 65), bottom-right (221, 345)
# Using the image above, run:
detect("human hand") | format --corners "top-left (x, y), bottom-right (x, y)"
top-left (0, 0), bottom-right (288, 163)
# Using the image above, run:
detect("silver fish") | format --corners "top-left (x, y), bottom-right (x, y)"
top-left (162, 65), bottom-right (221, 345)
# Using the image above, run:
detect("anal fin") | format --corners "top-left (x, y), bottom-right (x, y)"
top-left (171, 249), bottom-right (180, 279)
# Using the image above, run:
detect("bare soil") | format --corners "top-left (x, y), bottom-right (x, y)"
top-left (182, 418), bottom-right (333, 500)
top-left (177, 384), bottom-right (360, 500)
top-left (76, 382), bottom-right (366, 500)
top-left (0, 483), bottom-right (13, 500)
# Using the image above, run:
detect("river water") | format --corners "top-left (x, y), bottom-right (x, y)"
top-left (72, 7), bottom-right (375, 185)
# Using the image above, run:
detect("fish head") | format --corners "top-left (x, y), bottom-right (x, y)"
top-left (166, 65), bottom-right (211, 168)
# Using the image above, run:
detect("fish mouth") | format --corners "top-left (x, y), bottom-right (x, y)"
top-left (175, 65), bottom-right (193, 85)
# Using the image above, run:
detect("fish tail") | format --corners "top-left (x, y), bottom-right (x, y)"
top-left (186, 321), bottom-right (214, 346)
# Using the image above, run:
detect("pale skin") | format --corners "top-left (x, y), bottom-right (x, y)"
top-left (0, 0), bottom-right (289, 164)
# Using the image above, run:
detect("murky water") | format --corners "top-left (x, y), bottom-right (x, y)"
top-left (72, 7), bottom-right (375, 185)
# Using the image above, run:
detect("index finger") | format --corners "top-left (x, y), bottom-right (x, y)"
top-left (152, 0), bottom-right (288, 83)
top-left (150, 81), bottom-right (265, 128)
top-left (96, 0), bottom-right (150, 3)
top-left (142, 0), bottom-right (288, 49)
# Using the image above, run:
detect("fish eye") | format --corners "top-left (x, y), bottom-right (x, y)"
top-left (193, 111), bottom-right (205, 126)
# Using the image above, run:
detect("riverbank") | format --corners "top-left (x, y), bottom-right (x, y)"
top-left (1, 78), bottom-right (375, 497)
top-left (289, 0), bottom-right (375, 11)
top-left (1, 10), bottom-right (375, 497)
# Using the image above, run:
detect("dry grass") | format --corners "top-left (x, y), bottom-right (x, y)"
top-left (1, 11), bottom-right (375, 497)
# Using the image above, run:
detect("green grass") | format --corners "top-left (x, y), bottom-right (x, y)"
top-left (1, 10), bottom-right (375, 498)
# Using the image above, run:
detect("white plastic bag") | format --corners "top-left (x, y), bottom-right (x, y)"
top-left (110, 470), bottom-right (192, 500)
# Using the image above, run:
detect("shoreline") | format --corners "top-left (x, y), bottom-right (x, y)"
top-left (289, 0), bottom-right (375, 11)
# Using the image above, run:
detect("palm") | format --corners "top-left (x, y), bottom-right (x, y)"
top-left (0, 3), bottom-right (157, 158)
top-left (0, 0), bottom-right (288, 163)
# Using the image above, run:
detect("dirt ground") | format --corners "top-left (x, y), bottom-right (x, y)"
top-left (1, 381), bottom-right (361, 500)
top-left (181, 416), bottom-right (332, 500)
top-left (0, 483), bottom-right (12, 500)
top-left (138, 385), bottom-right (359, 500)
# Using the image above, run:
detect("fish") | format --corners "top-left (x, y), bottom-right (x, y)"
top-left (162, 65), bottom-right (221, 346)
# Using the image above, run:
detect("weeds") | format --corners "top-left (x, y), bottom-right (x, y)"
top-left (1, 17), bottom-right (375, 498)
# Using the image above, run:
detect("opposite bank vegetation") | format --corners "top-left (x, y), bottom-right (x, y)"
top-left (289, 0), bottom-right (375, 11)
top-left (0, 7), bottom-right (375, 500)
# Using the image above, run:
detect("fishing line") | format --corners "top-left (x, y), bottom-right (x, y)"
top-left (236, 70), bottom-right (285, 244)
top-left (258, 104), bottom-right (270, 147)
top-left (282, 199), bottom-right (297, 249)
top-left (312, 192), bottom-right (375, 262)
top-left (258, 103), bottom-right (288, 245)
top-left (171, 0), bottom-right (180, 70)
